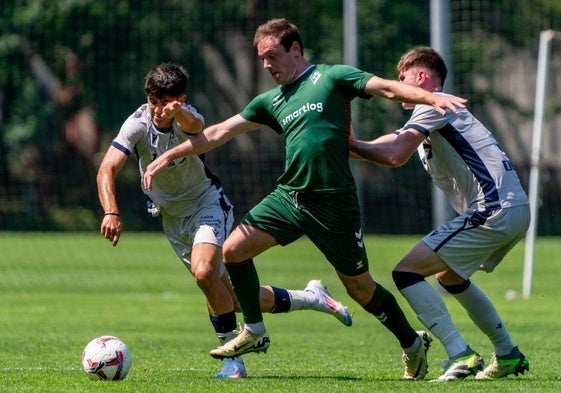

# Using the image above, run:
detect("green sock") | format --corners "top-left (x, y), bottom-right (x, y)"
top-left (225, 259), bottom-right (263, 324)
top-left (364, 282), bottom-right (417, 348)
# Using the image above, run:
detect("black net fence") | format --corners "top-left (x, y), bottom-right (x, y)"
top-left (1, 0), bottom-right (560, 234)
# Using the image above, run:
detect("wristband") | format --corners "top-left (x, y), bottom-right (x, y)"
top-left (104, 212), bottom-right (120, 217)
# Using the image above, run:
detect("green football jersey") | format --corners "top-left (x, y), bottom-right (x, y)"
top-left (240, 64), bottom-right (372, 192)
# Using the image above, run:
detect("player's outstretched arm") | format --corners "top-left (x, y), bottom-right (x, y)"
top-left (143, 114), bottom-right (260, 191)
top-left (364, 75), bottom-right (466, 115)
top-left (349, 128), bottom-right (426, 167)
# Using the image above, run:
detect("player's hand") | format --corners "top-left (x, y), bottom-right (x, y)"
top-left (162, 101), bottom-right (182, 120)
top-left (100, 215), bottom-right (122, 246)
top-left (433, 94), bottom-right (467, 115)
top-left (143, 154), bottom-right (171, 191)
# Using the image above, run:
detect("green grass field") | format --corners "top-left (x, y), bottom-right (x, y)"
top-left (1, 232), bottom-right (560, 392)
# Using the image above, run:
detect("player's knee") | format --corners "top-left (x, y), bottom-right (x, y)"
top-left (222, 247), bottom-right (238, 263)
top-left (222, 238), bottom-right (247, 262)
top-left (339, 273), bottom-right (375, 304)
top-left (222, 236), bottom-right (235, 257)
top-left (436, 270), bottom-right (466, 288)
top-left (343, 282), bottom-right (365, 303)
top-left (191, 262), bottom-right (219, 288)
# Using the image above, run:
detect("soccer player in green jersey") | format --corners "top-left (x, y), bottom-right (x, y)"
top-left (144, 19), bottom-right (466, 379)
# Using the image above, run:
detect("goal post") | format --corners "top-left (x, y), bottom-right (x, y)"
top-left (523, 30), bottom-right (561, 299)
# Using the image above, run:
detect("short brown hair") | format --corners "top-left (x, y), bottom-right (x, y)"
top-left (144, 62), bottom-right (189, 98)
top-left (397, 47), bottom-right (448, 85)
top-left (253, 18), bottom-right (304, 55)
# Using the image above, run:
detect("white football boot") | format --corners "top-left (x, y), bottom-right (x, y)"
top-left (304, 280), bottom-right (353, 326)
top-left (210, 328), bottom-right (270, 359)
top-left (215, 357), bottom-right (247, 378)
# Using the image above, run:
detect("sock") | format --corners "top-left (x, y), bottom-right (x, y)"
top-left (245, 321), bottom-right (266, 335)
top-left (225, 259), bottom-right (263, 324)
top-left (210, 311), bottom-right (237, 345)
top-left (270, 286), bottom-right (319, 313)
top-left (441, 280), bottom-right (515, 356)
top-left (363, 282), bottom-right (418, 348)
top-left (402, 337), bottom-right (421, 355)
top-left (398, 278), bottom-right (467, 358)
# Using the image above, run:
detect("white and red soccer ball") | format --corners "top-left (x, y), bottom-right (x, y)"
top-left (81, 335), bottom-right (132, 380)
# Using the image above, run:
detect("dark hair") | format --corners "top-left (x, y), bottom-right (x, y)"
top-left (144, 63), bottom-right (189, 98)
top-left (397, 47), bottom-right (448, 85)
top-left (254, 18), bottom-right (303, 55)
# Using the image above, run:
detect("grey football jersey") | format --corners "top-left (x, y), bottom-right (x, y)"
top-left (112, 103), bottom-right (223, 217)
top-left (401, 95), bottom-right (528, 214)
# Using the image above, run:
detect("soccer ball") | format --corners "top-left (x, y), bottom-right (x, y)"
top-left (81, 335), bottom-right (132, 380)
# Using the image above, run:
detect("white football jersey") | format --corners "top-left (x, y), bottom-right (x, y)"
top-left (401, 94), bottom-right (528, 214)
top-left (112, 103), bottom-right (226, 217)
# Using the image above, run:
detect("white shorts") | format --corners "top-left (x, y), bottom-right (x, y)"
top-left (422, 204), bottom-right (530, 279)
top-left (162, 192), bottom-right (233, 276)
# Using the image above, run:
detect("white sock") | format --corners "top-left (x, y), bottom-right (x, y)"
top-left (401, 281), bottom-right (468, 358)
top-left (217, 331), bottom-right (236, 345)
top-left (450, 282), bottom-right (515, 356)
top-left (403, 336), bottom-right (421, 355)
top-left (244, 322), bottom-right (266, 335)
top-left (286, 289), bottom-right (316, 311)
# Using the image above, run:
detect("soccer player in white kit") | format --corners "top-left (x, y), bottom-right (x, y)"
top-left (96, 62), bottom-right (352, 378)
top-left (350, 47), bottom-right (530, 382)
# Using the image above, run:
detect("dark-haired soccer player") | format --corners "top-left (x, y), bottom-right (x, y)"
top-left (97, 62), bottom-right (353, 379)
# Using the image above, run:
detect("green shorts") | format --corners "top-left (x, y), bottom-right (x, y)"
top-left (240, 187), bottom-right (368, 276)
